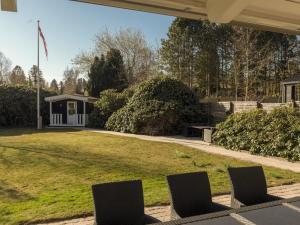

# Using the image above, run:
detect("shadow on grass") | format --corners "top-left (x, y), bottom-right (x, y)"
top-left (0, 143), bottom-right (177, 180)
top-left (0, 180), bottom-right (33, 201)
top-left (0, 128), bottom-right (81, 137)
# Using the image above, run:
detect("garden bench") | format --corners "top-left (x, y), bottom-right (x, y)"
top-left (183, 124), bottom-right (216, 143)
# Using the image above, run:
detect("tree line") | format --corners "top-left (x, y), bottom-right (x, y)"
top-left (160, 18), bottom-right (300, 100)
top-left (2, 19), bottom-right (299, 101)
top-left (70, 21), bottom-right (300, 100)
top-left (0, 52), bottom-right (87, 95)
top-left (0, 28), bottom-right (157, 97)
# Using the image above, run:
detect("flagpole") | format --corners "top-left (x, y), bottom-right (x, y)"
top-left (37, 20), bottom-right (41, 129)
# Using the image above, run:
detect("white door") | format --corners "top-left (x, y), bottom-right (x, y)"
top-left (67, 101), bottom-right (77, 125)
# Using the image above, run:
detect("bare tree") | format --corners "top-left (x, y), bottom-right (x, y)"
top-left (231, 27), bottom-right (272, 100)
top-left (62, 67), bottom-right (79, 94)
top-left (72, 28), bottom-right (157, 84)
top-left (0, 51), bottom-right (12, 84)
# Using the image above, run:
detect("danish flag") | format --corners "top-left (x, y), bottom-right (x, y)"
top-left (38, 24), bottom-right (48, 60)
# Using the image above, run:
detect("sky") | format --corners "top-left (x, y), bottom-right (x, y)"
top-left (0, 0), bottom-right (174, 82)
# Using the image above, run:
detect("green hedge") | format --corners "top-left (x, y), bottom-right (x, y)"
top-left (106, 77), bottom-right (204, 135)
top-left (0, 85), bottom-right (54, 127)
top-left (213, 107), bottom-right (300, 161)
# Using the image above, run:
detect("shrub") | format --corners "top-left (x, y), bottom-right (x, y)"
top-left (213, 107), bottom-right (300, 161)
top-left (88, 88), bottom-right (134, 128)
top-left (87, 108), bottom-right (103, 128)
top-left (106, 77), bottom-right (204, 135)
top-left (0, 84), bottom-right (54, 127)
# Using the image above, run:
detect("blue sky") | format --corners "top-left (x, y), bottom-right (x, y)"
top-left (0, 0), bottom-right (173, 82)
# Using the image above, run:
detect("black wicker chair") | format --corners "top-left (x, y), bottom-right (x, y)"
top-left (228, 166), bottom-right (282, 209)
top-left (167, 172), bottom-right (229, 220)
top-left (91, 180), bottom-right (160, 225)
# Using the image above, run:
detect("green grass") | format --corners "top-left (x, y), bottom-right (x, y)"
top-left (0, 128), bottom-right (300, 224)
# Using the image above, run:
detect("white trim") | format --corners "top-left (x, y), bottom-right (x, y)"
top-left (281, 81), bottom-right (300, 85)
top-left (48, 124), bottom-right (85, 127)
top-left (51, 114), bottom-right (63, 126)
top-left (49, 102), bottom-right (53, 125)
top-left (49, 113), bottom-right (86, 127)
top-left (44, 94), bottom-right (97, 103)
top-left (83, 101), bottom-right (86, 125)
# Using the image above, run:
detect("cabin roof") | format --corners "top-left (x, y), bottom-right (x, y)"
top-left (44, 94), bottom-right (98, 103)
top-left (281, 75), bottom-right (300, 84)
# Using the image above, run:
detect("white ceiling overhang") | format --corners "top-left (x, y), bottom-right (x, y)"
top-left (3, 0), bottom-right (300, 34)
top-left (74, 0), bottom-right (300, 34)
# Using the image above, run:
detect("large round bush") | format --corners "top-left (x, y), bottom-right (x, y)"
top-left (106, 77), bottom-right (203, 135)
top-left (213, 107), bottom-right (300, 161)
top-left (88, 88), bottom-right (134, 128)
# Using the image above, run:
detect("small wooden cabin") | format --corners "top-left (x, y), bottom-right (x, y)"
top-left (281, 75), bottom-right (300, 103)
top-left (44, 94), bottom-right (97, 127)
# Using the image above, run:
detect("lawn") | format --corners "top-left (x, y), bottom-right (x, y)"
top-left (1, 129), bottom-right (300, 224)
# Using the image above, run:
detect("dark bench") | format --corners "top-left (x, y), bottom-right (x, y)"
top-left (183, 125), bottom-right (216, 143)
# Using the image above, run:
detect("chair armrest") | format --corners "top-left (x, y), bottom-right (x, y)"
top-left (231, 196), bottom-right (246, 209)
top-left (144, 214), bottom-right (161, 224)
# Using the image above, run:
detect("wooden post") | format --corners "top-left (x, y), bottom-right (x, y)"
top-left (83, 101), bottom-right (86, 126)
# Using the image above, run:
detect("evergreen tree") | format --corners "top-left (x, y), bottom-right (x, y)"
top-left (87, 50), bottom-right (128, 97)
top-left (103, 48), bottom-right (128, 91)
top-left (50, 79), bottom-right (59, 93)
top-left (87, 55), bottom-right (105, 97)
top-left (59, 81), bottom-right (64, 94)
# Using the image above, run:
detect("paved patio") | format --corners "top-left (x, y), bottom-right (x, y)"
top-left (38, 183), bottom-right (300, 224)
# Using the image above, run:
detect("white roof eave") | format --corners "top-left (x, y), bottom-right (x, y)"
top-left (44, 94), bottom-right (93, 102)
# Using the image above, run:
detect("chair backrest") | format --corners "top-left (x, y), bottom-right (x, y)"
top-left (228, 166), bottom-right (267, 205)
top-left (92, 180), bottom-right (145, 225)
top-left (167, 172), bottom-right (213, 218)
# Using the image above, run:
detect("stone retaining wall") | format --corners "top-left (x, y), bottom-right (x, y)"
top-left (232, 101), bottom-right (258, 113)
top-left (201, 101), bottom-right (291, 124)
top-left (260, 103), bottom-right (287, 112)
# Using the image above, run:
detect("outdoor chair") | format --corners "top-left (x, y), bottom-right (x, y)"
top-left (91, 180), bottom-right (160, 225)
top-left (167, 172), bottom-right (229, 220)
top-left (228, 166), bottom-right (282, 209)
